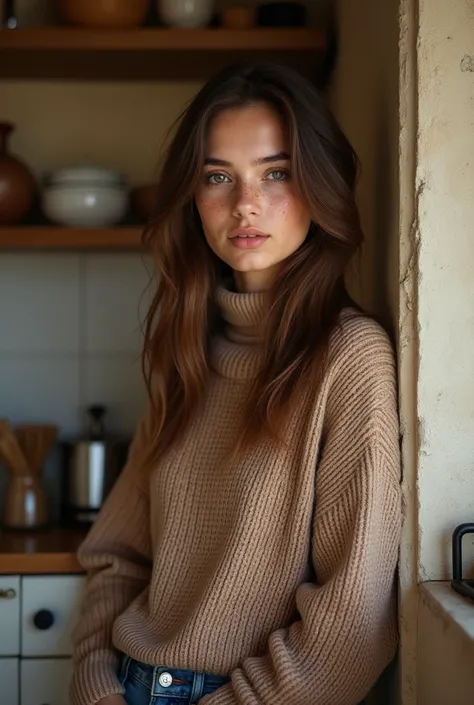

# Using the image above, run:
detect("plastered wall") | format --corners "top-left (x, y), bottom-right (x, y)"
top-left (415, 0), bottom-right (474, 583)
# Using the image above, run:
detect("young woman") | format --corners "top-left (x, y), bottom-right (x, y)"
top-left (70, 62), bottom-right (401, 705)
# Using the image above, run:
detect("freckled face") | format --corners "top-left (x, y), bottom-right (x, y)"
top-left (194, 103), bottom-right (311, 292)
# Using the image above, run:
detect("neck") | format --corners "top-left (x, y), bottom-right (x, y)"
top-left (211, 284), bottom-right (267, 379)
top-left (232, 266), bottom-right (277, 293)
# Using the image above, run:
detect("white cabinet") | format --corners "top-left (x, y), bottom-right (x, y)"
top-left (21, 659), bottom-right (73, 705)
top-left (0, 574), bottom-right (84, 704)
top-left (21, 576), bottom-right (85, 657)
top-left (0, 657), bottom-right (19, 704)
top-left (0, 576), bottom-right (20, 655)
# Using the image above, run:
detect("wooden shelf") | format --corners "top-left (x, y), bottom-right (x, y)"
top-left (0, 226), bottom-right (143, 250)
top-left (0, 27), bottom-right (328, 80)
top-left (0, 27), bottom-right (326, 51)
top-left (0, 527), bottom-right (87, 575)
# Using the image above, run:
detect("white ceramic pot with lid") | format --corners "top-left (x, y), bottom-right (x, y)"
top-left (42, 163), bottom-right (129, 227)
top-left (157, 0), bottom-right (214, 28)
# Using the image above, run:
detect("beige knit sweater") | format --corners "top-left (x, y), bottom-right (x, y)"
top-left (70, 286), bottom-right (401, 705)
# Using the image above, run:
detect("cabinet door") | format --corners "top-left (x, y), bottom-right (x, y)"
top-left (21, 659), bottom-right (72, 705)
top-left (0, 575), bottom-right (20, 656)
top-left (21, 575), bottom-right (85, 657)
top-left (0, 657), bottom-right (19, 704)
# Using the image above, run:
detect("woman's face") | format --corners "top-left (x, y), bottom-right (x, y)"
top-left (194, 102), bottom-right (311, 293)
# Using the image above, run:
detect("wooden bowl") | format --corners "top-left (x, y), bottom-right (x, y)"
top-left (59, 0), bottom-right (150, 28)
top-left (131, 184), bottom-right (159, 223)
top-left (221, 7), bottom-right (256, 30)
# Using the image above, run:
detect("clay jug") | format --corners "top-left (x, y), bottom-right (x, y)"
top-left (0, 122), bottom-right (36, 225)
top-left (0, 423), bottom-right (57, 530)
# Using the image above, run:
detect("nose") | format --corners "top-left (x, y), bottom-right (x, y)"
top-left (232, 183), bottom-right (260, 220)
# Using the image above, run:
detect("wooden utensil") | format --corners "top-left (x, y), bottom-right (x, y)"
top-left (0, 419), bottom-right (30, 476)
top-left (16, 424), bottom-right (58, 473)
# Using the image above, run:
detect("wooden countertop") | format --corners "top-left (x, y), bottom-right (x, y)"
top-left (0, 527), bottom-right (87, 574)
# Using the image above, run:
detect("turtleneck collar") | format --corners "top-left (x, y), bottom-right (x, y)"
top-left (211, 284), bottom-right (267, 379)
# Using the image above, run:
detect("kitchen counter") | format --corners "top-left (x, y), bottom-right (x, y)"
top-left (0, 527), bottom-right (87, 574)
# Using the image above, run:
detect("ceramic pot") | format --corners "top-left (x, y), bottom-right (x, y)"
top-left (42, 164), bottom-right (129, 227)
top-left (158, 0), bottom-right (214, 28)
top-left (0, 122), bottom-right (36, 225)
top-left (59, 0), bottom-right (149, 28)
top-left (2, 475), bottom-right (50, 529)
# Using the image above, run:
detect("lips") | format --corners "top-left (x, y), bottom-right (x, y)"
top-left (228, 227), bottom-right (270, 250)
top-left (229, 227), bottom-right (270, 240)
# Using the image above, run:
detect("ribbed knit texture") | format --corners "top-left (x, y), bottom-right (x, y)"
top-left (70, 285), bottom-right (401, 705)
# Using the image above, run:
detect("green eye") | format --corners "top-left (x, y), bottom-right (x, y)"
top-left (267, 170), bottom-right (289, 181)
top-left (206, 173), bottom-right (230, 185)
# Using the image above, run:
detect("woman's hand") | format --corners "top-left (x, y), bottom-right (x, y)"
top-left (97, 697), bottom-right (126, 704)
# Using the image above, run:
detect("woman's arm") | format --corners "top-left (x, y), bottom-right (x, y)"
top-left (70, 407), bottom-right (154, 705)
top-left (199, 322), bottom-right (402, 705)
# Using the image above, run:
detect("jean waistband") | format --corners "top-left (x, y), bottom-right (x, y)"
top-left (122, 655), bottom-right (231, 690)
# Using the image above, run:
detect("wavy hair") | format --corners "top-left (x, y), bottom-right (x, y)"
top-left (141, 62), bottom-right (363, 461)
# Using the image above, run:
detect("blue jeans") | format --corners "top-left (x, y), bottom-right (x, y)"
top-left (119, 656), bottom-right (231, 705)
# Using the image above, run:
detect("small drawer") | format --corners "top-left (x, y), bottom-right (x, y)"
top-left (21, 575), bottom-right (85, 657)
top-left (0, 575), bottom-right (20, 656)
top-left (0, 657), bottom-right (19, 704)
top-left (21, 658), bottom-right (72, 705)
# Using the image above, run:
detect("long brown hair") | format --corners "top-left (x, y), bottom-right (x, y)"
top-left (142, 62), bottom-right (363, 461)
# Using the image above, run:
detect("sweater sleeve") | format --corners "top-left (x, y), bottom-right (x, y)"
top-left (199, 322), bottom-right (401, 705)
top-left (70, 406), bottom-right (154, 705)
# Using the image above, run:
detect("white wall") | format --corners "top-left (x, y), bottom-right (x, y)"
top-left (415, 0), bottom-right (474, 582)
top-left (0, 251), bottom-right (151, 437)
top-left (396, 0), bottom-right (474, 702)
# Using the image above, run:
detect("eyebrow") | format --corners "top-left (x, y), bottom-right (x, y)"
top-left (204, 151), bottom-right (290, 167)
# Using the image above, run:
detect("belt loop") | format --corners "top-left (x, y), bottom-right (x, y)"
top-left (151, 665), bottom-right (159, 701)
top-left (119, 655), bottom-right (131, 687)
top-left (190, 671), bottom-right (205, 703)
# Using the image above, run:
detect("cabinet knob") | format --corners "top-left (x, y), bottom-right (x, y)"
top-left (0, 588), bottom-right (16, 599)
top-left (33, 609), bottom-right (55, 630)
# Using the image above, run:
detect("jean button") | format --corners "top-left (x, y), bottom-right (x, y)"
top-left (159, 672), bottom-right (173, 687)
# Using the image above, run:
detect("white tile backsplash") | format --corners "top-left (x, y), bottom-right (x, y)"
top-left (0, 254), bottom-right (80, 353)
top-left (84, 253), bottom-right (153, 354)
top-left (0, 354), bottom-right (80, 437)
top-left (0, 252), bottom-right (152, 437)
top-left (82, 354), bottom-right (147, 435)
top-left (0, 248), bottom-right (152, 520)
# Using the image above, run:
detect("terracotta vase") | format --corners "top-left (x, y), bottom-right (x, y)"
top-left (59, 0), bottom-right (150, 28)
top-left (0, 122), bottom-right (36, 225)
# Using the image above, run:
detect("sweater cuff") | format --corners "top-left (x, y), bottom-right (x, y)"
top-left (199, 682), bottom-right (238, 705)
top-left (70, 654), bottom-right (123, 705)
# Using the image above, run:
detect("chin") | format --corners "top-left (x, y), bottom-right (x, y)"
top-left (226, 254), bottom-right (276, 273)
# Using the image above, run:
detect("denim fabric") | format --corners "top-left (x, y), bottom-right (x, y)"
top-left (119, 656), bottom-right (231, 705)
top-left (119, 655), bottom-right (367, 705)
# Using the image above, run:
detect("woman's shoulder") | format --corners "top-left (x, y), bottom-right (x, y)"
top-left (327, 306), bottom-right (396, 379)
top-left (315, 308), bottom-right (398, 424)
